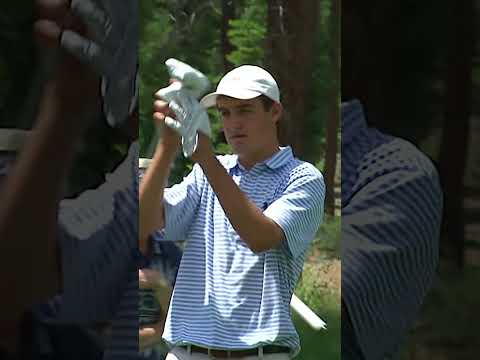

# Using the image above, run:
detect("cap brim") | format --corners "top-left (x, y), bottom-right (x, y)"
top-left (200, 89), bottom-right (262, 108)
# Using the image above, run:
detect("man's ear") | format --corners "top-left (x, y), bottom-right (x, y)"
top-left (271, 102), bottom-right (283, 124)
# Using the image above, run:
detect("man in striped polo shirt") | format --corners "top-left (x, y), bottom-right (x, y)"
top-left (140, 65), bottom-right (325, 359)
top-left (341, 100), bottom-right (443, 359)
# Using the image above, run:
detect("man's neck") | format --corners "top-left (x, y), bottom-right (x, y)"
top-left (237, 143), bottom-right (280, 170)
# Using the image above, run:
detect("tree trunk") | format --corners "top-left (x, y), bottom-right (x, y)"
top-left (221, 0), bottom-right (236, 72)
top-left (265, 0), bottom-right (320, 158)
top-left (438, 0), bottom-right (474, 268)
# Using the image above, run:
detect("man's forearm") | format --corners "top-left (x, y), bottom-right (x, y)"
top-left (198, 154), bottom-right (284, 253)
top-left (0, 75), bottom-right (99, 350)
top-left (139, 140), bottom-right (179, 253)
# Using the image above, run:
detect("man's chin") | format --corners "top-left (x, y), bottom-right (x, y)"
top-left (230, 144), bottom-right (247, 156)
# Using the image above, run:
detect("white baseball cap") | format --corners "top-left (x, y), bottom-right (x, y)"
top-left (200, 65), bottom-right (280, 108)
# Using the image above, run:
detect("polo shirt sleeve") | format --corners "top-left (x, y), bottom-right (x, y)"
top-left (264, 164), bottom-right (325, 258)
top-left (158, 163), bottom-right (205, 242)
top-left (57, 146), bottom-right (142, 323)
top-left (342, 153), bottom-right (443, 360)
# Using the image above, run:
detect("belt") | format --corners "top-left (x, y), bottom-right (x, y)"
top-left (181, 344), bottom-right (290, 358)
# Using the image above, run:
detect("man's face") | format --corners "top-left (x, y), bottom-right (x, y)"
top-left (216, 96), bottom-right (281, 158)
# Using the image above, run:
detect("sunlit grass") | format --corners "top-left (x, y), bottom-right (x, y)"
top-left (294, 215), bottom-right (341, 360)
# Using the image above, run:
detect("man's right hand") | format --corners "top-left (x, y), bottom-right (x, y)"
top-left (152, 96), bottom-right (181, 149)
top-left (34, 0), bottom-right (101, 112)
top-left (34, 0), bottom-right (138, 128)
top-left (140, 79), bottom-right (200, 247)
top-left (139, 89), bottom-right (181, 250)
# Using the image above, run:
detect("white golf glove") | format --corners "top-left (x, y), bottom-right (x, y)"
top-left (60, 0), bottom-right (138, 128)
top-left (155, 59), bottom-right (211, 158)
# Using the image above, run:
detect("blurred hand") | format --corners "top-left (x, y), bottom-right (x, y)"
top-left (138, 269), bottom-right (172, 351)
top-left (138, 268), bottom-right (172, 312)
top-left (33, 0), bottom-right (100, 107)
top-left (139, 268), bottom-right (169, 291)
top-left (34, 0), bottom-right (138, 127)
top-left (139, 322), bottom-right (164, 352)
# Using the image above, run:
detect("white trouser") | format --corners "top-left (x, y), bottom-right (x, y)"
top-left (165, 346), bottom-right (291, 360)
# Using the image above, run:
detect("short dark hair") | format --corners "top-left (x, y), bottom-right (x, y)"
top-left (259, 95), bottom-right (275, 111)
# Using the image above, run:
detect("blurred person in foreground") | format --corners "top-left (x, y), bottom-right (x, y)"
top-left (341, 1), bottom-right (444, 359)
top-left (0, 0), bottom-right (147, 358)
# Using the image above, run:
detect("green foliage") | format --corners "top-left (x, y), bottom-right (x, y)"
top-left (292, 212), bottom-right (341, 360)
top-left (139, 0), bottom-right (229, 184)
top-left (295, 260), bottom-right (341, 359)
top-left (139, 2), bottom-right (172, 159)
top-left (296, 213), bottom-right (341, 358)
top-left (315, 158), bottom-right (325, 172)
top-left (312, 214), bottom-right (341, 258)
top-left (226, 0), bottom-right (267, 66)
top-left (139, 0), bottom-right (338, 184)
top-left (304, 0), bottom-right (339, 164)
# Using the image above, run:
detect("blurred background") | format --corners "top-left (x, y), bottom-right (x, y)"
top-left (342, 0), bottom-right (480, 358)
top-left (139, 0), bottom-right (340, 359)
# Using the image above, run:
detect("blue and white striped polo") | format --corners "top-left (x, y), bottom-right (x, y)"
top-left (341, 100), bottom-right (443, 360)
top-left (155, 146), bottom-right (325, 357)
top-left (0, 140), bottom-right (143, 358)
top-left (59, 142), bottom-right (143, 359)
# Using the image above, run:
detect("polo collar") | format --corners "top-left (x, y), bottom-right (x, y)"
top-left (226, 146), bottom-right (294, 171)
top-left (342, 99), bottom-right (368, 146)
